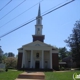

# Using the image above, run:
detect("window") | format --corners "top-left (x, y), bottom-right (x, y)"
top-left (36, 53), bottom-right (39, 58)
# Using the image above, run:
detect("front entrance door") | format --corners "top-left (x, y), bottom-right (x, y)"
top-left (35, 61), bottom-right (40, 69)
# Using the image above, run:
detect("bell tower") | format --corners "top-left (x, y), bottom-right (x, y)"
top-left (32, 4), bottom-right (45, 42)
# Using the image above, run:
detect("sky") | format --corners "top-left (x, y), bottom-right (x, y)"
top-left (0, 0), bottom-right (80, 55)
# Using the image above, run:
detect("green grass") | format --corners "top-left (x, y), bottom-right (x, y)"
top-left (0, 69), bottom-right (23, 80)
top-left (0, 69), bottom-right (80, 80)
top-left (45, 70), bottom-right (80, 80)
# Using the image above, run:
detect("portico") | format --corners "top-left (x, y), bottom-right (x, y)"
top-left (21, 41), bottom-right (52, 69)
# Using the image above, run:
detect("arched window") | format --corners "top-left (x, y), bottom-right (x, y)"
top-left (36, 53), bottom-right (39, 58)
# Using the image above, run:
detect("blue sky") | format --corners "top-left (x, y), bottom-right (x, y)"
top-left (0, 0), bottom-right (80, 55)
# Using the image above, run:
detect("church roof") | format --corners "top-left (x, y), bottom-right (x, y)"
top-left (22, 40), bottom-right (53, 47)
top-left (18, 40), bottom-right (57, 50)
top-left (17, 47), bottom-right (23, 50)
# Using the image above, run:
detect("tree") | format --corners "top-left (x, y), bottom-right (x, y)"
top-left (65, 20), bottom-right (80, 67)
top-left (4, 57), bottom-right (17, 68)
top-left (59, 47), bottom-right (69, 60)
top-left (0, 46), bottom-right (3, 63)
top-left (7, 52), bottom-right (15, 57)
top-left (2, 53), bottom-right (8, 61)
top-left (3, 53), bottom-right (8, 57)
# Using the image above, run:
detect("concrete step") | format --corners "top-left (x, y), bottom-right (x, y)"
top-left (17, 72), bottom-right (45, 79)
top-left (18, 75), bottom-right (44, 79)
top-left (15, 78), bottom-right (44, 80)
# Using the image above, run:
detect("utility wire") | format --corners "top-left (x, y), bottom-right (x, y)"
top-left (42, 0), bottom-right (75, 16)
top-left (0, 0), bottom-right (12, 11)
top-left (0, 0), bottom-right (75, 39)
top-left (0, 0), bottom-right (69, 29)
top-left (42, 0), bottom-right (70, 15)
top-left (0, 0), bottom-right (26, 20)
top-left (0, 0), bottom-right (44, 29)
top-left (0, 19), bottom-right (36, 39)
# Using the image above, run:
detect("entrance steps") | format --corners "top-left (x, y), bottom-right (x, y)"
top-left (15, 79), bottom-right (44, 80)
top-left (15, 72), bottom-right (45, 80)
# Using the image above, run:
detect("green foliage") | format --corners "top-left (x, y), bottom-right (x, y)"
top-left (0, 47), bottom-right (3, 63)
top-left (4, 57), bottom-right (17, 69)
top-left (59, 47), bottom-right (67, 59)
top-left (58, 47), bottom-right (71, 60)
top-left (7, 52), bottom-right (15, 57)
top-left (3, 52), bottom-right (15, 58)
top-left (65, 20), bottom-right (80, 67)
top-left (60, 67), bottom-right (65, 70)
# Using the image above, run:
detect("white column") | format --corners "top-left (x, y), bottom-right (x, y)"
top-left (50, 50), bottom-right (52, 69)
top-left (42, 50), bottom-right (44, 68)
top-left (30, 50), bottom-right (33, 68)
top-left (25, 50), bottom-right (27, 68)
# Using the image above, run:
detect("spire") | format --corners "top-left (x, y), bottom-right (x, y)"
top-left (38, 3), bottom-right (41, 17)
top-left (32, 3), bottom-right (45, 42)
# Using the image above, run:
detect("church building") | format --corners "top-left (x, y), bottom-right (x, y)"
top-left (17, 4), bottom-right (59, 70)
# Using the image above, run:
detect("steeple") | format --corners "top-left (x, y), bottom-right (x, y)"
top-left (32, 4), bottom-right (45, 42)
top-left (35, 4), bottom-right (42, 35)
top-left (36, 4), bottom-right (42, 25)
top-left (38, 3), bottom-right (41, 17)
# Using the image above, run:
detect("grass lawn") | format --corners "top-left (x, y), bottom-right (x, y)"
top-left (45, 70), bottom-right (80, 80)
top-left (0, 69), bottom-right (80, 80)
top-left (0, 69), bottom-right (23, 80)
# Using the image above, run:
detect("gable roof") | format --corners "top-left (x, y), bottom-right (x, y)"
top-left (22, 40), bottom-right (53, 47)
top-left (18, 47), bottom-right (23, 50)
top-left (18, 40), bottom-right (57, 50)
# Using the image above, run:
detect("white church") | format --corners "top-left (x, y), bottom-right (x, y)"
top-left (17, 4), bottom-right (59, 70)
